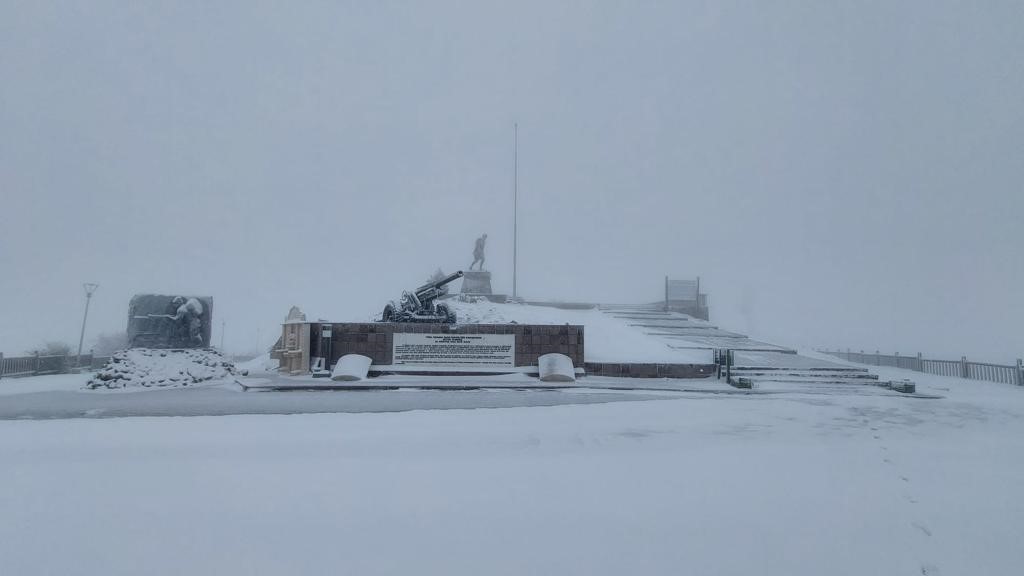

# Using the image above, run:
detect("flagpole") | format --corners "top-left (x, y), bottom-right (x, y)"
top-left (513, 122), bottom-right (518, 300)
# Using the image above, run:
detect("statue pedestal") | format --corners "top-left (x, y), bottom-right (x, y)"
top-left (461, 270), bottom-right (493, 295)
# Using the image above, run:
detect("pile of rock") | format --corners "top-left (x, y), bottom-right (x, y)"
top-left (87, 348), bottom-right (237, 389)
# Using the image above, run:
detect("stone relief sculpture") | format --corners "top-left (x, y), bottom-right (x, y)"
top-left (127, 294), bottom-right (213, 349)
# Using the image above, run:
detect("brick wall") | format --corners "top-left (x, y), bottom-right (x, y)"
top-left (584, 362), bottom-right (715, 379)
top-left (307, 323), bottom-right (584, 369)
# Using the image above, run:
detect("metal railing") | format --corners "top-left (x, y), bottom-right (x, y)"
top-left (821, 349), bottom-right (1023, 386)
top-left (0, 352), bottom-right (110, 380)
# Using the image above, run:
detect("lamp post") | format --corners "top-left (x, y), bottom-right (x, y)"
top-left (76, 283), bottom-right (99, 368)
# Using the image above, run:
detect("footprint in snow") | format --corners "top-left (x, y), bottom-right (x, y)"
top-left (912, 522), bottom-right (932, 537)
top-left (920, 562), bottom-right (942, 575)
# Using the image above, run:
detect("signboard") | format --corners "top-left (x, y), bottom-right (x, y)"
top-left (393, 333), bottom-right (515, 367)
top-left (666, 278), bottom-right (699, 301)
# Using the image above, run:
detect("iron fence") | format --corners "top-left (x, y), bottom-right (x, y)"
top-left (822, 349), bottom-right (1024, 386)
top-left (0, 352), bottom-right (110, 380)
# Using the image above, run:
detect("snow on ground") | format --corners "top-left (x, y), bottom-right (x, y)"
top-left (1, 367), bottom-right (1023, 575)
top-left (449, 300), bottom-right (712, 364)
top-left (0, 372), bottom-right (89, 396)
top-left (0, 383), bottom-right (672, 419)
top-left (87, 348), bottom-right (236, 389)
top-left (234, 352), bottom-right (277, 374)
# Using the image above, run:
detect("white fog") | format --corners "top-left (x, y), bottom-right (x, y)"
top-left (2, 3), bottom-right (1022, 575)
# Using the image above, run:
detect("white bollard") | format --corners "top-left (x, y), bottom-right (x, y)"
top-left (331, 354), bottom-right (372, 381)
top-left (538, 353), bottom-right (576, 382)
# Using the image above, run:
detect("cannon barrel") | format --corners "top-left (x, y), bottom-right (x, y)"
top-left (414, 270), bottom-right (464, 298)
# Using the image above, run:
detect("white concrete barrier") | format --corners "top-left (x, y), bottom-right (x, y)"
top-left (331, 354), bottom-right (372, 381)
top-left (538, 353), bottom-right (576, 382)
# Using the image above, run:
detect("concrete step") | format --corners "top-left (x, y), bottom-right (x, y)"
top-left (732, 369), bottom-right (876, 379)
top-left (732, 366), bottom-right (870, 373)
top-left (741, 375), bottom-right (876, 383)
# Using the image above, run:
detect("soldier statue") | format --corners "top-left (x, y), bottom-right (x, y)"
top-left (153, 296), bottom-right (204, 347)
top-left (470, 234), bottom-right (487, 271)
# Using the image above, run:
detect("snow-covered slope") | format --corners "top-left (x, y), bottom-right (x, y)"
top-left (234, 352), bottom-right (278, 375)
top-left (447, 300), bottom-right (713, 364)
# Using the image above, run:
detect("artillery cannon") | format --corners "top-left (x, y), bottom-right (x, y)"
top-left (380, 271), bottom-right (464, 323)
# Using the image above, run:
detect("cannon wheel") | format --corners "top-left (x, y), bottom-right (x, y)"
top-left (436, 303), bottom-right (457, 324)
top-left (382, 303), bottom-right (396, 323)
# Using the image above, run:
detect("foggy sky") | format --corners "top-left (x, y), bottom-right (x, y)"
top-left (2, 1), bottom-right (1022, 362)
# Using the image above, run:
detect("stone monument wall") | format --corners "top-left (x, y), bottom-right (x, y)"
top-left (305, 323), bottom-right (583, 370)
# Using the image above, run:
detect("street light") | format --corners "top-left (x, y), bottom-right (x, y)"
top-left (76, 283), bottom-right (99, 367)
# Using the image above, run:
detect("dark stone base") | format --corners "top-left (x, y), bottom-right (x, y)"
top-left (730, 377), bottom-right (754, 389)
top-left (584, 362), bottom-right (716, 379)
top-left (461, 270), bottom-right (493, 295)
top-left (889, 380), bottom-right (916, 393)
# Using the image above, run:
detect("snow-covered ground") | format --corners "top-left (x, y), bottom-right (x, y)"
top-left (0, 376), bottom-right (674, 419)
top-left (1, 367), bottom-right (1022, 575)
top-left (0, 373), bottom-right (89, 396)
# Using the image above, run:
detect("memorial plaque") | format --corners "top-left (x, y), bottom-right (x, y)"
top-left (393, 333), bottom-right (514, 367)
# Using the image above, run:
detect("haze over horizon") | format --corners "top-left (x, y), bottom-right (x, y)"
top-left (2, 1), bottom-right (1021, 363)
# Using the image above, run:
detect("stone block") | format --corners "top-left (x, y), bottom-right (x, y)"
top-left (331, 354), bottom-right (372, 381)
top-left (539, 353), bottom-right (576, 382)
top-left (460, 270), bottom-right (493, 295)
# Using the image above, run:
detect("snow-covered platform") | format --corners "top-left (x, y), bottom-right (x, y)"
top-left (235, 372), bottom-right (735, 394)
top-left (268, 300), bottom-right (931, 390)
top-left (265, 301), bottom-right (926, 395)
top-left (235, 368), bottom-right (933, 398)
top-left (275, 301), bottom-right (728, 380)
